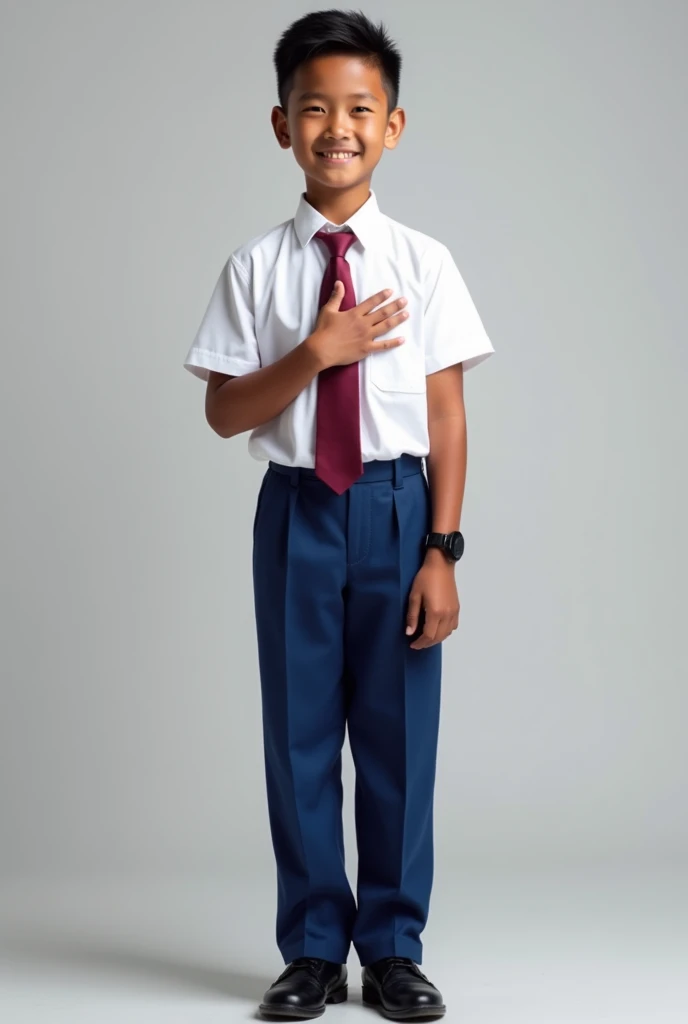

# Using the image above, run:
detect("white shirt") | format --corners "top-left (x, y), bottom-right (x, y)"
top-left (183, 189), bottom-right (494, 466)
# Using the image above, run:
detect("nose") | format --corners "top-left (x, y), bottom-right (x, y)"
top-left (325, 109), bottom-right (352, 138)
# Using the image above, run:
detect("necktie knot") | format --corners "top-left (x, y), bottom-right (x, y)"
top-left (314, 229), bottom-right (357, 260)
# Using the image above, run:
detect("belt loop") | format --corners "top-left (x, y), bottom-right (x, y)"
top-left (289, 466), bottom-right (299, 488)
top-left (393, 457), bottom-right (404, 490)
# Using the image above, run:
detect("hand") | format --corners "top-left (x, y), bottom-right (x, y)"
top-left (306, 282), bottom-right (409, 370)
top-left (405, 552), bottom-right (460, 650)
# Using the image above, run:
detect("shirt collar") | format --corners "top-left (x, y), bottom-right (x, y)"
top-left (293, 188), bottom-right (383, 250)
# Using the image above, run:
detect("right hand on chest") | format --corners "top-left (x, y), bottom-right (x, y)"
top-left (307, 281), bottom-right (410, 370)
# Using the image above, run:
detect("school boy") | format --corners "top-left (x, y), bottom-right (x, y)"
top-left (184, 9), bottom-right (494, 1021)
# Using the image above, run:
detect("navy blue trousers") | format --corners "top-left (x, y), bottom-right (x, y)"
top-left (252, 455), bottom-right (442, 966)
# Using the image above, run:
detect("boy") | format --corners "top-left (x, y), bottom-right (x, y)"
top-left (184, 9), bottom-right (494, 1020)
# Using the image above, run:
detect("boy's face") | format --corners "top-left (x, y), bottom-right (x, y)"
top-left (272, 54), bottom-right (405, 191)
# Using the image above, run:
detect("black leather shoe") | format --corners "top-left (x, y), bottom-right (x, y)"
top-left (259, 957), bottom-right (348, 1019)
top-left (362, 957), bottom-right (446, 1020)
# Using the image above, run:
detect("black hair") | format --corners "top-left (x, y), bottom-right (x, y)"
top-left (273, 9), bottom-right (401, 113)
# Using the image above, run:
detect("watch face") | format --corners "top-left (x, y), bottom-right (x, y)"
top-left (450, 532), bottom-right (464, 560)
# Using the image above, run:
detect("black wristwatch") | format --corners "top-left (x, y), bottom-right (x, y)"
top-left (424, 531), bottom-right (464, 562)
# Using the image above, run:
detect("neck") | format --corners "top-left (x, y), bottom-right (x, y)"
top-left (303, 178), bottom-right (372, 225)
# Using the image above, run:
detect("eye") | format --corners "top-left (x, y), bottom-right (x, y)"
top-left (303, 105), bottom-right (325, 113)
top-left (353, 106), bottom-right (372, 113)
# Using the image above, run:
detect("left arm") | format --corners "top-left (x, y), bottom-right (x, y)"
top-left (406, 362), bottom-right (466, 649)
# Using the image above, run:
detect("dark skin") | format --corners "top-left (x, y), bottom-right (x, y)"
top-left (205, 53), bottom-right (465, 648)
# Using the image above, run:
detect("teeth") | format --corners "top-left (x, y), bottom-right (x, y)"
top-left (321, 152), bottom-right (357, 159)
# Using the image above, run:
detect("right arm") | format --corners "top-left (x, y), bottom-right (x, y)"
top-left (205, 281), bottom-right (410, 439)
top-left (205, 340), bottom-right (323, 439)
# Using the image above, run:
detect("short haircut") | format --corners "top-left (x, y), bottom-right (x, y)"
top-left (273, 8), bottom-right (401, 113)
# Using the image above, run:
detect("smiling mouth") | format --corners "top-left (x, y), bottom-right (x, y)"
top-left (316, 151), bottom-right (361, 162)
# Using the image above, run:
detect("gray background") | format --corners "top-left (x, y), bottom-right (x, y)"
top-left (1, 1), bottom-right (687, 1020)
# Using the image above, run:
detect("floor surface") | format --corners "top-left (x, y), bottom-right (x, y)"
top-left (1, 871), bottom-right (687, 1023)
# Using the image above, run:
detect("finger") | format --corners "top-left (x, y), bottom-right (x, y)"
top-left (411, 611), bottom-right (440, 650)
top-left (441, 610), bottom-right (459, 640)
top-left (366, 296), bottom-right (408, 325)
top-left (325, 279), bottom-right (345, 310)
top-left (368, 337), bottom-right (405, 354)
top-left (424, 613), bottom-right (441, 645)
top-left (372, 310), bottom-right (409, 338)
top-left (356, 287), bottom-right (394, 315)
top-left (405, 591), bottom-right (422, 635)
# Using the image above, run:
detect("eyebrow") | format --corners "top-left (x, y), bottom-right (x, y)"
top-left (297, 91), bottom-right (380, 103)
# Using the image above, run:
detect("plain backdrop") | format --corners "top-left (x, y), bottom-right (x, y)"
top-left (1, 0), bottom-right (686, 895)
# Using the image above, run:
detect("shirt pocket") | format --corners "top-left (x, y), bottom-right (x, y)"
top-left (368, 333), bottom-right (426, 394)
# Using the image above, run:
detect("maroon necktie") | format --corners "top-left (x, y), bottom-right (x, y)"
top-left (313, 229), bottom-right (363, 494)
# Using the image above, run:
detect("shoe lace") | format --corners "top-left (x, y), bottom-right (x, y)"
top-left (381, 957), bottom-right (428, 984)
top-left (279, 957), bottom-right (323, 982)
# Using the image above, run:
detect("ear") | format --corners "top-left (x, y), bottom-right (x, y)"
top-left (383, 106), bottom-right (406, 151)
top-left (271, 106), bottom-right (291, 150)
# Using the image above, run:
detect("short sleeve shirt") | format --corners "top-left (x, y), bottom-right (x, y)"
top-left (184, 189), bottom-right (494, 466)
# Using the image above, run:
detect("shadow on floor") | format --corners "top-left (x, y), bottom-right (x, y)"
top-left (0, 931), bottom-right (273, 1001)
